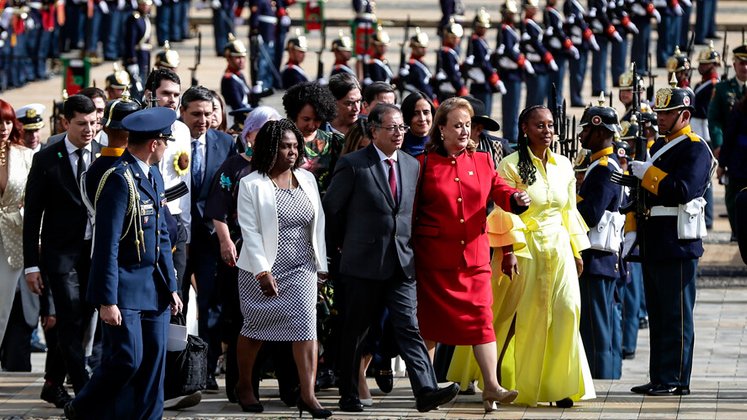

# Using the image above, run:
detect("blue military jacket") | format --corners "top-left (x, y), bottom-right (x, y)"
top-left (403, 58), bottom-right (437, 101)
top-left (639, 126), bottom-right (712, 260)
top-left (281, 62), bottom-right (310, 89)
top-left (496, 23), bottom-right (524, 82)
top-left (366, 57), bottom-right (394, 85)
top-left (578, 148), bottom-right (623, 278)
top-left (466, 34), bottom-right (495, 94)
top-left (88, 151), bottom-right (177, 311)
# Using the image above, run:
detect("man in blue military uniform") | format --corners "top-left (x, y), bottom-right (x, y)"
top-left (628, 0), bottom-right (660, 77)
top-left (654, 0), bottom-right (685, 68)
top-left (496, 0), bottom-right (533, 142)
top-left (465, 8), bottom-right (505, 114)
top-left (435, 19), bottom-right (467, 102)
top-left (521, 0), bottom-right (557, 107)
top-left (364, 25), bottom-right (394, 87)
top-left (709, 45), bottom-right (747, 240)
top-left (105, 64), bottom-right (132, 100)
top-left (589, 0), bottom-right (624, 96)
top-left (330, 31), bottom-right (356, 78)
top-left (221, 33), bottom-right (252, 113)
top-left (564, 0), bottom-right (599, 106)
top-left (401, 27), bottom-right (437, 104)
top-left (154, 41), bottom-right (180, 71)
top-left (281, 30), bottom-right (309, 89)
top-left (64, 107), bottom-right (183, 419)
top-left (628, 79), bottom-right (714, 396)
top-left (618, 70), bottom-right (652, 122)
top-left (247, 0), bottom-right (277, 88)
top-left (124, 0), bottom-right (154, 98)
top-left (544, 0), bottom-right (579, 106)
top-left (609, 0), bottom-right (639, 87)
top-left (576, 100), bottom-right (625, 380)
top-left (666, 46), bottom-right (691, 87)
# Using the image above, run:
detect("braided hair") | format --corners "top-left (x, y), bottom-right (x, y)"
top-left (251, 119), bottom-right (306, 176)
top-left (516, 105), bottom-right (549, 186)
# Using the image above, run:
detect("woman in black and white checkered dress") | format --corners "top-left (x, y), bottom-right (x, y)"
top-left (234, 120), bottom-right (331, 418)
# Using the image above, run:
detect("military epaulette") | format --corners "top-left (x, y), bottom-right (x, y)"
top-left (223, 71), bottom-right (233, 79)
top-left (598, 156), bottom-right (609, 167)
top-left (686, 131), bottom-right (701, 142)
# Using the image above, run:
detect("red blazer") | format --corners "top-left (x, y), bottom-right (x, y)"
top-left (414, 150), bottom-right (518, 270)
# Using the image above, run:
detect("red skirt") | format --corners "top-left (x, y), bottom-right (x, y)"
top-left (416, 264), bottom-right (495, 345)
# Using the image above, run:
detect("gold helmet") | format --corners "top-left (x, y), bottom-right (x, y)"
top-left (105, 63), bottom-right (131, 90)
top-left (155, 41), bottom-right (180, 69)
top-left (502, 0), bottom-right (520, 16)
top-left (410, 27), bottom-right (429, 49)
top-left (473, 8), bottom-right (491, 29)
top-left (286, 29), bottom-right (308, 52)
top-left (523, 0), bottom-right (539, 9)
top-left (666, 45), bottom-right (690, 73)
top-left (697, 40), bottom-right (721, 65)
top-left (224, 33), bottom-right (248, 57)
top-left (373, 24), bottom-right (390, 45)
top-left (444, 18), bottom-right (464, 38)
top-left (331, 30), bottom-right (354, 52)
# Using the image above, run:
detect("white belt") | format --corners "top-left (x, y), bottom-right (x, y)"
top-left (257, 15), bottom-right (278, 24)
top-left (650, 206), bottom-right (678, 216)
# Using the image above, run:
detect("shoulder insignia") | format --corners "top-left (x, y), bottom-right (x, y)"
top-left (598, 156), bottom-right (609, 166)
top-left (686, 132), bottom-right (701, 142)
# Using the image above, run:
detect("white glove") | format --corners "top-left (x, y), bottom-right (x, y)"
top-left (465, 55), bottom-right (474, 65)
top-left (280, 15), bottom-right (291, 27)
top-left (626, 21), bottom-right (639, 35)
top-left (363, 77), bottom-right (373, 86)
top-left (569, 45), bottom-right (580, 60)
top-left (589, 35), bottom-right (600, 51)
top-left (548, 59), bottom-right (559, 72)
top-left (251, 81), bottom-right (264, 94)
top-left (612, 31), bottom-right (623, 43)
top-left (524, 60), bottom-right (535, 75)
top-left (126, 64), bottom-right (140, 77)
top-left (630, 160), bottom-right (652, 179)
top-left (211, 0), bottom-right (221, 10)
top-left (25, 18), bottom-right (35, 31)
top-left (98, 1), bottom-right (110, 14)
top-left (653, 9), bottom-right (662, 23)
top-left (118, 0), bottom-right (126, 10)
top-left (623, 232), bottom-right (636, 258)
top-left (673, 4), bottom-right (683, 16)
top-left (680, 0), bottom-right (692, 7)
top-left (496, 80), bottom-right (507, 95)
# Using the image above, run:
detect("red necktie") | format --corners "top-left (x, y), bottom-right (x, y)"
top-left (386, 159), bottom-right (398, 205)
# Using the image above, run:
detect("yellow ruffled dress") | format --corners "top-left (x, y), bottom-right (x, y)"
top-left (447, 150), bottom-right (596, 406)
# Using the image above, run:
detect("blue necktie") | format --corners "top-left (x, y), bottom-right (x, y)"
top-left (191, 140), bottom-right (203, 190)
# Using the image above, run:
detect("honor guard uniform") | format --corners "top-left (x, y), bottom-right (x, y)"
top-left (666, 46), bottom-right (691, 87)
top-left (653, 0), bottom-right (684, 68)
top-left (330, 31), bottom-right (356, 78)
top-left (589, 0), bottom-right (624, 96)
top-left (154, 40), bottom-right (180, 71)
top-left (123, 0), bottom-right (153, 98)
top-left (496, 0), bottom-right (532, 142)
top-left (66, 107), bottom-right (181, 420)
top-left (105, 63), bottom-right (132, 100)
top-left (435, 19), bottom-right (467, 102)
top-left (544, 0), bottom-right (579, 106)
top-left (273, 0), bottom-right (294, 74)
top-left (608, 0), bottom-right (639, 87)
top-left (221, 34), bottom-right (252, 113)
top-left (628, 0), bottom-right (660, 76)
top-left (564, 0), bottom-right (599, 106)
top-left (16, 103), bottom-right (46, 153)
top-left (281, 30), bottom-right (309, 89)
top-left (711, 45), bottom-right (747, 240)
top-left (521, 0), bottom-right (557, 107)
top-left (576, 99), bottom-right (624, 379)
top-left (618, 70), bottom-right (652, 122)
top-left (247, 0), bottom-right (278, 89)
top-left (364, 25), bottom-right (394, 86)
top-left (401, 27), bottom-right (437, 104)
top-left (465, 8), bottom-right (505, 113)
top-left (438, 0), bottom-right (465, 37)
top-left (628, 80), bottom-right (714, 397)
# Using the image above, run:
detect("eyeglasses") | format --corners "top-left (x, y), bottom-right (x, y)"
top-left (376, 124), bottom-right (410, 133)
top-left (342, 99), bottom-right (362, 108)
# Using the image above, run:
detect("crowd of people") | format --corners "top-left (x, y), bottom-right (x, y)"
top-left (0, 0), bottom-right (745, 419)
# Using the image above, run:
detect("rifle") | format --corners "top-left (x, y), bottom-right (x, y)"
top-left (646, 52), bottom-right (656, 102)
top-left (397, 16), bottom-right (411, 96)
top-left (317, 23), bottom-right (327, 81)
top-left (190, 31), bottom-right (202, 87)
top-left (722, 29), bottom-right (731, 80)
top-left (684, 30), bottom-right (696, 85)
top-left (611, 62), bottom-right (646, 261)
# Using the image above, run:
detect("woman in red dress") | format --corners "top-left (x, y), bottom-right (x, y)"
top-left (414, 97), bottom-right (530, 411)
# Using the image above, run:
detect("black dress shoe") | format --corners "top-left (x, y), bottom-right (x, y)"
top-left (298, 398), bottom-right (333, 418)
top-left (338, 396), bottom-right (364, 412)
top-left (631, 382), bottom-right (655, 394)
top-left (622, 350), bottom-right (636, 360)
top-left (416, 383), bottom-right (460, 412)
top-left (40, 382), bottom-right (73, 408)
top-left (647, 384), bottom-right (690, 396)
top-left (374, 369), bottom-right (394, 394)
top-left (205, 374), bottom-right (219, 393)
top-left (555, 397), bottom-right (574, 408)
top-left (63, 401), bottom-right (79, 420)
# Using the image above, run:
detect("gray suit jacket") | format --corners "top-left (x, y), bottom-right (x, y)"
top-left (323, 144), bottom-right (420, 281)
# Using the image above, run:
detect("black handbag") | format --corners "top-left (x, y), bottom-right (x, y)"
top-left (164, 314), bottom-right (208, 400)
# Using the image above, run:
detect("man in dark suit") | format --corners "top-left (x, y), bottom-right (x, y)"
top-left (64, 107), bottom-right (183, 420)
top-left (181, 85), bottom-right (237, 390)
top-left (323, 104), bottom-right (460, 413)
top-left (24, 95), bottom-right (102, 401)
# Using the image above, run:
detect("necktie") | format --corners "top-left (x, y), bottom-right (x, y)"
top-left (386, 159), bottom-right (398, 205)
top-left (148, 170), bottom-right (157, 191)
top-left (75, 148), bottom-right (87, 182)
top-left (191, 140), bottom-right (203, 190)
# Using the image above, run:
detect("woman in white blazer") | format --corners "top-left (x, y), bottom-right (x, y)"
top-left (234, 119), bottom-right (331, 418)
top-left (0, 101), bottom-right (35, 347)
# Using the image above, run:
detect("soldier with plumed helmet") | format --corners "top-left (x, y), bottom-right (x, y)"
top-left (521, 0), bottom-right (557, 107)
top-left (221, 33), bottom-right (253, 113)
top-left (364, 25), bottom-right (394, 87)
top-left (105, 63), bottom-right (133, 101)
top-left (666, 46), bottom-right (691, 88)
top-left (464, 8), bottom-right (505, 114)
top-left (281, 29), bottom-right (310, 89)
top-left (330, 31), bottom-right (356, 78)
top-left (435, 18), bottom-right (467, 102)
top-left (154, 41), bottom-right (181, 71)
top-left (401, 27), bottom-right (437, 103)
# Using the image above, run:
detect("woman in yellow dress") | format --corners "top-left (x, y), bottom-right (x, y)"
top-left (448, 105), bottom-right (595, 408)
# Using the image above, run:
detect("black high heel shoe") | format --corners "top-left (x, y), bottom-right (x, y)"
top-left (297, 398), bottom-right (332, 419)
top-left (234, 386), bottom-right (264, 413)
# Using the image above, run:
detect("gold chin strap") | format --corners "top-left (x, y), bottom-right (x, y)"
top-left (95, 166), bottom-right (146, 261)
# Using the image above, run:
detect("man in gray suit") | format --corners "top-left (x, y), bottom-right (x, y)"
top-left (323, 104), bottom-right (459, 413)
